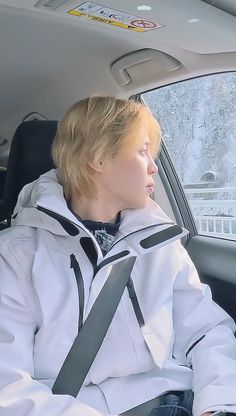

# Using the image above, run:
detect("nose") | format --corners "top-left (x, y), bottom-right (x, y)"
top-left (148, 156), bottom-right (158, 175)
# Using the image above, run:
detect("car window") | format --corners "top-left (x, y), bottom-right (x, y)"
top-left (142, 73), bottom-right (236, 241)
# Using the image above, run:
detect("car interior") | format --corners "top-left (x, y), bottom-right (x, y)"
top-left (0, 0), bottom-right (236, 324)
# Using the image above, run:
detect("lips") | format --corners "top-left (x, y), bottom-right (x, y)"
top-left (146, 184), bottom-right (155, 193)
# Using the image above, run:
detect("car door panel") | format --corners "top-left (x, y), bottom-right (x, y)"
top-left (187, 235), bottom-right (236, 321)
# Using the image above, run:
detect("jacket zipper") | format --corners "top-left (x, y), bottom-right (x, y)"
top-left (70, 254), bottom-right (85, 333)
top-left (127, 277), bottom-right (145, 327)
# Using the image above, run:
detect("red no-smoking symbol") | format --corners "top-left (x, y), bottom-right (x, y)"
top-left (130, 19), bottom-right (157, 28)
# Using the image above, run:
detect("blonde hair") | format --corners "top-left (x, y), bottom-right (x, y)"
top-left (52, 96), bottom-right (161, 200)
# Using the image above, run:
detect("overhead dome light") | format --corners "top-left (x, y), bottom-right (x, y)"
top-left (137, 5), bottom-right (152, 11)
top-left (35, 0), bottom-right (70, 10)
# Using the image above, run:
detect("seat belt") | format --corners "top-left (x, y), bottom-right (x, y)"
top-left (52, 224), bottom-right (184, 398)
top-left (52, 255), bottom-right (136, 397)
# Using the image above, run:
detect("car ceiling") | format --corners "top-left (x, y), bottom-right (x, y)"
top-left (0, 0), bottom-right (235, 164)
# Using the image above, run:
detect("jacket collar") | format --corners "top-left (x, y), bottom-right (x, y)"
top-left (13, 169), bottom-right (188, 256)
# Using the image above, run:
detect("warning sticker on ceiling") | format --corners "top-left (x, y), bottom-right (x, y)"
top-left (68, 2), bottom-right (162, 32)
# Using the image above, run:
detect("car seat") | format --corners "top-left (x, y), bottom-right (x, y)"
top-left (0, 120), bottom-right (58, 225)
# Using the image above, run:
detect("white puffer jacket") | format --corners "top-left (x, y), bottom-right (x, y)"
top-left (0, 169), bottom-right (236, 416)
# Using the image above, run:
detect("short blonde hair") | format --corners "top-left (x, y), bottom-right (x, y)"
top-left (52, 96), bottom-right (161, 200)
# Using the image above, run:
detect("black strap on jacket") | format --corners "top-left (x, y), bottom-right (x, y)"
top-left (52, 256), bottom-right (136, 397)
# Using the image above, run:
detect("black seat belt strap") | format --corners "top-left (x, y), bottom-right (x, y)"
top-left (52, 256), bottom-right (136, 397)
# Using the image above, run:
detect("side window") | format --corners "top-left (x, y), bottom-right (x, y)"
top-left (142, 73), bottom-right (236, 241)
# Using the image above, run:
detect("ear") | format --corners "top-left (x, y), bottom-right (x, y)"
top-left (88, 159), bottom-right (104, 173)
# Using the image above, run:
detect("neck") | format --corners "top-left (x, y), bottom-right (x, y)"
top-left (70, 194), bottom-right (120, 223)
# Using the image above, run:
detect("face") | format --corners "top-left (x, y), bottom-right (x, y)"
top-left (99, 125), bottom-right (158, 211)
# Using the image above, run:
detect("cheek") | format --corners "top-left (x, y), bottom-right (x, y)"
top-left (107, 157), bottom-right (147, 190)
top-left (106, 167), bottom-right (127, 190)
top-left (124, 170), bottom-right (147, 194)
top-left (130, 161), bottom-right (147, 181)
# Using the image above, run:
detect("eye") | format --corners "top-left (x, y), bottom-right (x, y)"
top-left (140, 148), bottom-right (148, 155)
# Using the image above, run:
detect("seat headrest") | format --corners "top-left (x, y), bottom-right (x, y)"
top-left (2, 120), bottom-right (58, 220)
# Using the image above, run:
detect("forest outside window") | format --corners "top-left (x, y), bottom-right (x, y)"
top-left (142, 73), bottom-right (236, 241)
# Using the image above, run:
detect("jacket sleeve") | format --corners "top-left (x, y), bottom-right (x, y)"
top-left (172, 241), bottom-right (236, 416)
top-left (0, 239), bottom-right (113, 416)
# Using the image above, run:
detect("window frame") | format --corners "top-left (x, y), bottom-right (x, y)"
top-left (136, 71), bottom-right (236, 242)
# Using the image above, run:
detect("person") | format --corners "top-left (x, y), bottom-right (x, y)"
top-left (0, 96), bottom-right (236, 416)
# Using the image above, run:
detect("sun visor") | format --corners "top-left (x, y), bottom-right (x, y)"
top-left (111, 49), bottom-right (182, 87)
